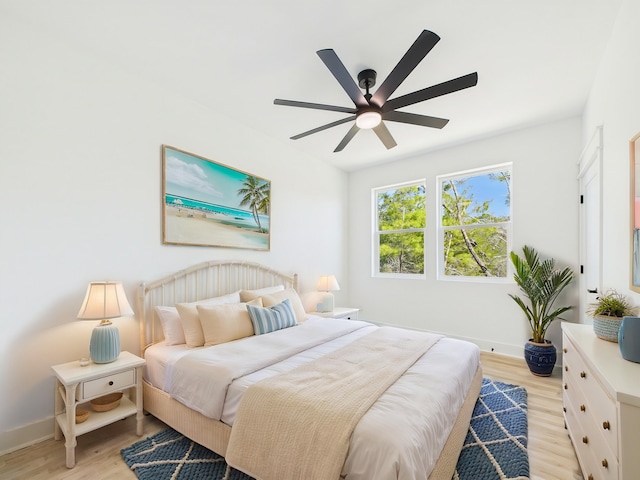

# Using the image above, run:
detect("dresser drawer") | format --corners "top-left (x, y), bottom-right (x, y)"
top-left (80, 369), bottom-right (135, 400)
top-left (564, 339), bottom-right (618, 455)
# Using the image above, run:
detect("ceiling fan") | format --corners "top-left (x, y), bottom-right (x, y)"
top-left (274, 30), bottom-right (478, 152)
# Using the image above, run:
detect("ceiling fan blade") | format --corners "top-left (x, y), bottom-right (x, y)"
top-left (370, 30), bottom-right (440, 107)
top-left (383, 72), bottom-right (478, 112)
top-left (290, 116), bottom-right (356, 140)
top-left (373, 122), bottom-right (397, 149)
top-left (383, 110), bottom-right (449, 129)
top-left (317, 49), bottom-right (369, 108)
top-left (334, 124), bottom-right (360, 152)
top-left (274, 99), bottom-right (357, 114)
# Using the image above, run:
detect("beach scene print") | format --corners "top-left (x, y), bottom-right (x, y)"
top-left (163, 146), bottom-right (270, 250)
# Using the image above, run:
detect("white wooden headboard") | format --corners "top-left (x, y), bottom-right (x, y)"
top-left (138, 260), bottom-right (298, 352)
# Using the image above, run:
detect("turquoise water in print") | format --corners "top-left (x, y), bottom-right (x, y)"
top-left (166, 194), bottom-right (269, 230)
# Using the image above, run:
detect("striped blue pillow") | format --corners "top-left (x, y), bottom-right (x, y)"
top-left (246, 299), bottom-right (297, 335)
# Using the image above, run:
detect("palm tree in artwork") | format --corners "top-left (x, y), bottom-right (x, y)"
top-left (238, 176), bottom-right (270, 233)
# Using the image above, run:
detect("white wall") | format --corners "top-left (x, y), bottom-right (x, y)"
top-left (0, 12), bottom-right (348, 451)
top-left (582, 0), bottom-right (640, 302)
top-left (348, 117), bottom-right (582, 354)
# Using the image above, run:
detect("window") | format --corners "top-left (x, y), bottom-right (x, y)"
top-left (437, 164), bottom-right (512, 281)
top-left (372, 180), bottom-right (426, 278)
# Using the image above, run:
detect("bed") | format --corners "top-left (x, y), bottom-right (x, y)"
top-left (139, 260), bottom-right (482, 480)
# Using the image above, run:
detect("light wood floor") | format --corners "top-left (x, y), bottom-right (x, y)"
top-left (0, 352), bottom-right (582, 480)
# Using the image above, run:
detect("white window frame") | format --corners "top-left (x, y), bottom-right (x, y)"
top-left (436, 163), bottom-right (512, 283)
top-left (372, 179), bottom-right (427, 279)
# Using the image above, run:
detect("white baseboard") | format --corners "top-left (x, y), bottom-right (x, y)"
top-left (0, 416), bottom-right (54, 456)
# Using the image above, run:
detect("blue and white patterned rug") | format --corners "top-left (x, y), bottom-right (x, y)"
top-left (122, 378), bottom-right (528, 480)
top-left (454, 378), bottom-right (529, 480)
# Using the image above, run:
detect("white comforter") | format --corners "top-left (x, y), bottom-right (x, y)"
top-left (153, 317), bottom-right (480, 480)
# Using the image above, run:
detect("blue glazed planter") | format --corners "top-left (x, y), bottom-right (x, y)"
top-left (524, 340), bottom-right (557, 376)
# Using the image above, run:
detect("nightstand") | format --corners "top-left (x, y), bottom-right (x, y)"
top-left (311, 307), bottom-right (360, 320)
top-left (51, 351), bottom-right (145, 468)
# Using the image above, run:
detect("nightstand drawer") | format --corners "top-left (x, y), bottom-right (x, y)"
top-left (81, 369), bottom-right (135, 400)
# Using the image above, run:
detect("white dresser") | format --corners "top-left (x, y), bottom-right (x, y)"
top-left (562, 323), bottom-right (640, 480)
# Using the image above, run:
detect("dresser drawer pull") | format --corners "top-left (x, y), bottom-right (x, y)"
top-left (109, 381), bottom-right (114, 386)
top-left (563, 407), bottom-right (566, 413)
top-left (588, 475), bottom-right (594, 480)
top-left (602, 420), bottom-right (610, 430)
top-left (602, 459), bottom-right (608, 468)
top-left (582, 436), bottom-right (589, 444)
top-left (564, 383), bottom-right (568, 390)
top-left (564, 365), bottom-right (568, 372)
top-left (580, 371), bottom-right (587, 378)
top-left (580, 404), bottom-right (586, 412)
top-left (563, 348), bottom-right (568, 353)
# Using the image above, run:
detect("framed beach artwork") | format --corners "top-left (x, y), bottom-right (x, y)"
top-left (631, 132), bottom-right (640, 292)
top-left (162, 145), bottom-right (271, 250)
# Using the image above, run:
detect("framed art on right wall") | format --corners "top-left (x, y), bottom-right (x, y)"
top-left (631, 131), bottom-right (640, 292)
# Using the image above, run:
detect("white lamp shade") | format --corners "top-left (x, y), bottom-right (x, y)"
top-left (317, 275), bottom-right (340, 292)
top-left (77, 282), bottom-right (133, 320)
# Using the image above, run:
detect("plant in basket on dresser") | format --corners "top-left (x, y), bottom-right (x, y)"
top-left (509, 245), bottom-right (574, 376)
top-left (587, 289), bottom-right (635, 342)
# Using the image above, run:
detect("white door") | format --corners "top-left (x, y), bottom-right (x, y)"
top-left (578, 127), bottom-right (603, 324)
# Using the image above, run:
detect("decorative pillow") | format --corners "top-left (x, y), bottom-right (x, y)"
top-left (175, 291), bottom-right (242, 348)
top-left (196, 298), bottom-right (261, 346)
top-left (261, 288), bottom-right (307, 323)
top-left (154, 306), bottom-right (186, 345)
top-left (239, 285), bottom-right (285, 302)
top-left (246, 299), bottom-right (297, 335)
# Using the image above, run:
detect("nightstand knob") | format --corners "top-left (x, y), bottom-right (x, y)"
top-left (563, 348), bottom-right (568, 353)
top-left (108, 381), bottom-right (114, 386)
top-left (564, 365), bottom-right (568, 371)
top-left (603, 420), bottom-right (610, 430)
top-left (588, 475), bottom-right (594, 480)
top-left (582, 436), bottom-right (589, 444)
top-left (580, 371), bottom-right (587, 378)
top-left (602, 459), bottom-right (609, 469)
top-left (580, 404), bottom-right (586, 412)
top-left (564, 383), bottom-right (568, 390)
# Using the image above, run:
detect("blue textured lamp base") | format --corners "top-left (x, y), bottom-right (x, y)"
top-left (90, 323), bottom-right (120, 363)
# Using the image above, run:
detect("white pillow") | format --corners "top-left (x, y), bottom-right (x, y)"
top-left (196, 298), bottom-right (262, 346)
top-left (261, 288), bottom-right (307, 324)
top-left (154, 306), bottom-right (186, 345)
top-left (239, 285), bottom-right (285, 302)
top-left (176, 291), bottom-right (242, 348)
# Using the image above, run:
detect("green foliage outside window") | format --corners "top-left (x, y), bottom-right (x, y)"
top-left (377, 184), bottom-right (426, 275)
top-left (441, 170), bottom-right (511, 277)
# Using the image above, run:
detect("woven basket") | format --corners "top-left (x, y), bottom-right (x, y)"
top-left (593, 315), bottom-right (622, 342)
top-left (90, 392), bottom-right (123, 412)
top-left (75, 408), bottom-right (90, 424)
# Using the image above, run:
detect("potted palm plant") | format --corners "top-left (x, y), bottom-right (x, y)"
top-left (509, 245), bottom-right (574, 376)
top-left (588, 289), bottom-right (635, 342)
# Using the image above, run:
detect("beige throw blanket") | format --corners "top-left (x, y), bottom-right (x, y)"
top-left (226, 327), bottom-right (443, 480)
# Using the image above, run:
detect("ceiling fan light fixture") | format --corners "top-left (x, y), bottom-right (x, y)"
top-left (356, 110), bottom-right (382, 129)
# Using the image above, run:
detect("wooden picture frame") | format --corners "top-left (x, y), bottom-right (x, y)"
top-left (631, 132), bottom-right (640, 292)
top-left (162, 145), bottom-right (270, 250)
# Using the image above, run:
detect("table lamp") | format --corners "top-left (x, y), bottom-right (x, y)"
top-left (316, 275), bottom-right (340, 313)
top-left (77, 281), bottom-right (133, 363)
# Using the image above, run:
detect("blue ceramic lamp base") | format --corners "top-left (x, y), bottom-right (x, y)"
top-left (90, 321), bottom-right (120, 363)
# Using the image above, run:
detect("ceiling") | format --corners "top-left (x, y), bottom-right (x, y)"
top-left (3, 0), bottom-right (623, 171)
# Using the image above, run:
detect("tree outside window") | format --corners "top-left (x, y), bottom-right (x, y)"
top-left (373, 181), bottom-right (426, 277)
top-left (438, 164), bottom-right (512, 280)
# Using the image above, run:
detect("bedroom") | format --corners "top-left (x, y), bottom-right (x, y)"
top-left (1, 0), bottom-right (639, 478)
